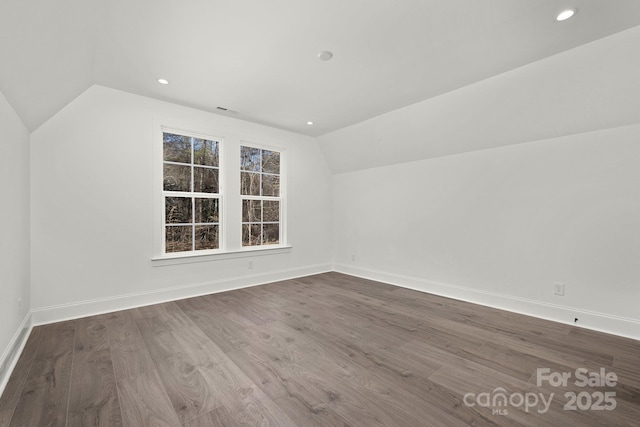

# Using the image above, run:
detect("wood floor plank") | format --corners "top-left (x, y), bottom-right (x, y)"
top-left (173, 304), bottom-right (251, 354)
top-left (0, 410), bottom-right (12, 426)
top-left (9, 321), bottom-right (76, 427)
top-left (0, 326), bottom-right (44, 425)
top-left (152, 354), bottom-right (218, 424)
top-left (117, 369), bottom-right (181, 427)
top-left (134, 302), bottom-right (228, 369)
top-left (179, 294), bottom-right (262, 330)
top-left (226, 347), bottom-right (352, 426)
top-left (275, 302), bottom-right (409, 353)
top-left (235, 286), bottom-right (289, 310)
top-left (169, 325), bottom-right (228, 368)
top-left (238, 321), bottom-right (316, 368)
top-left (67, 349), bottom-right (122, 427)
top-left (130, 301), bottom-right (195, 331)
top-left (183, 406), bottom-right (240, 427)
top-left (73, 316), bottom-right (111, 365)
top-left (210, 291), bottom-right (275, 326)
top-left (104, 310), bottom-right (156, 381)
top-left (473, 340), bottom-right (581, 382)
top-left (613, 361), bottom-right (640, 392)
top-left (198, 359), bottom-right (297, 426)
top-left (136, 317), bottom-right (184, 361)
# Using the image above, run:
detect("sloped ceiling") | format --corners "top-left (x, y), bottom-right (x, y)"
top-left (0, 0), bottom-right (99, 131)
top-left (1, 0), bottom-right (640, 135)
top-left (319, 25), bottom-right (640, 173)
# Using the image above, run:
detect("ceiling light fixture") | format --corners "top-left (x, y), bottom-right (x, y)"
top-left (306, 121), bottom-right (314, 125)
top-left (157, 78), bottom-right (169, 85)
top-left (318, 51), bottom-right (333, 61)
top-left (556, 9), bottom-right (577, 21)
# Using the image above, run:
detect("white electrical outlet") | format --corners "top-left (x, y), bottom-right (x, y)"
top-left (351, 254), bottom-right (356, 261)
top-left (248, 260), bottom-right (253, 269)
top-left (554, 282), bottom-right (565, 296)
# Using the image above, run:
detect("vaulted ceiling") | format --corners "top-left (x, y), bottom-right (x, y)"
top-left (2, 0), bottom-right (640, 135)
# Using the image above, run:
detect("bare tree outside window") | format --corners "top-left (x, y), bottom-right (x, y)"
top-left (240, 146), bottom-right (281, 246)
top-left (163, 132), bottom-right (221, 253)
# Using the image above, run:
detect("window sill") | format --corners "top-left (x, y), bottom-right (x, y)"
top-left (151, 245), bottom-right (292, 267)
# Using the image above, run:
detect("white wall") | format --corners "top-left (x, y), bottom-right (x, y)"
top-left (333, 124), bottom-right (640, 338)
top-left (0, 89), bottom-right (31, 383)
top-left (30, 85), bottom-right (333, 322)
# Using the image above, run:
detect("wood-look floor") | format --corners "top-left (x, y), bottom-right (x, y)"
top-left (1, 272), bottom-right (639, 426)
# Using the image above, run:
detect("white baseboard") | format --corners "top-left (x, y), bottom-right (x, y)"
top-left (31, 264), bottom-right (332, 326)
top-left (333, 264), bottom-right (640, 341)
top-left (0, 313), bottom-right (32, 397)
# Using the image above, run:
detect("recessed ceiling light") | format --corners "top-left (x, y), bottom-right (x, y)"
top-left (306, 121), bottom-right (314, 125)
top-left (157, 78), bottom-right (169, 85)
top-left (318, 51), bottom-right (333, 61)
top-left (556, 9), bottom-right (577, 21)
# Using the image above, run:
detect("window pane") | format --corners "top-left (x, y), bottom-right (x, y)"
top-left (195, 225), bottom-right (219, 250)
top-left (242, 199), bottom-right (261, 223)
top-left (194, 167), bottom-right (219, 193)
top-left (262, 174), bottom-right (280, 197)
top-left (263, 224), bottom-right (279, 245)
top-left (242, 224), bottom-right (261, 246)
top-left (240, 172), bottom-right (260, 196)
top-left (194, 198), bottom-right (219, 223)
top-left (240, 146), bottom-right (261, 171)
top-left (163, 133), bottom-right (191, 163)
top-left (166, 225), bottom-right (192, 252)
top-left (263, 200), bottom-right (279, 222)
top-left (262, 150), bottom-right (280, 174)
top-left (165, 197), bottom-right (192, 224)
top-left (164, 163), bottom-right (191, 192)
top-left (194, 139), bottom-right (219, 167)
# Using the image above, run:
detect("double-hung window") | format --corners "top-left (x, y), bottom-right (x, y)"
top-left (154, 124), bottom-right (287, 260)
top-left (240, 145), bottom-right (282, 246)
top-left (162, 132), bottom-right (221, 253)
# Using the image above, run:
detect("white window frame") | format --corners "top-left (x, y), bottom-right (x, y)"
top-left (240, 143), bottom-right (285, 247)
top-left (152, 121), bottom-right (290, 264)
top-left (161, 127), bottom-right (224, 256)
